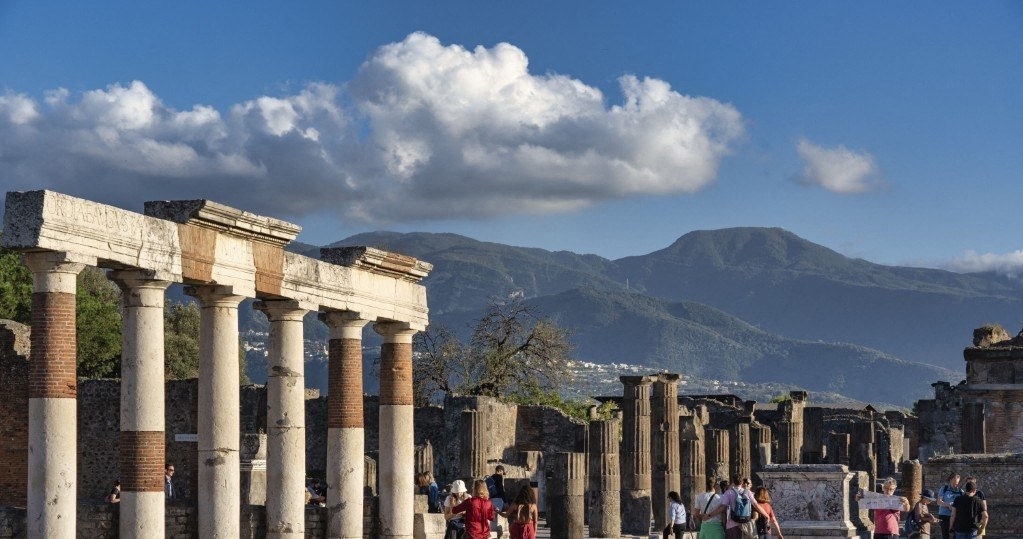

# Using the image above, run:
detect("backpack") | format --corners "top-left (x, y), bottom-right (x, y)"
top-left (904, 505), bottom-right (919, 534)
top-left (730, 487), bottom-right (753, 524)
top-left (484, 475), bottom-right (498, 499)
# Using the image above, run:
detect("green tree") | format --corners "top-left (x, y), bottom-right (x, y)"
top-left (0, 247), bottom-right (32, 323)
top-left (76, 267), bottom-right (122, 378)
top-left (412, 299), bottom-right (573, 406)
top-left (164, 300), bottom-right (249, 383)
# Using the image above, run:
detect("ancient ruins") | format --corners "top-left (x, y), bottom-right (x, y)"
top-left (0, 189), bottom-right (1021, 538)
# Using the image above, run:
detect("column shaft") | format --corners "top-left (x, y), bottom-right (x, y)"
top-left (187, 286), bottom-right (244, 539)
top-left (323, 312), bottom-right (369, 539)
top-left (587, 419), bottom-right (620, 538)
top-left (112, 271), bottom-right (171, 539)
top-left (259, 301), bottom-right (309, 539)
top-left (25, 253), bottom-right (85, 539)
top-left (376, 323), bottom-right (417, 539)
top-left (650, 374), bottom-right (680, 530)
top-left (730, 421), bottom-right (751, 483)
top-left (619, 376), bottom-right (653, 535)
top-left (705, 429), bottom-right (730, 483)
top-left (459, 410), bottom-right (487, 480)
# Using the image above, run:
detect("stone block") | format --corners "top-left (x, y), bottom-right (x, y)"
top-left (756, 464), bottom-right (857, 539)
top-left (414, 513), bottom-right (446, 539)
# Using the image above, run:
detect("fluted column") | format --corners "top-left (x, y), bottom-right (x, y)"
top-left (110, 270), bottom-right (171, 539)
top-left (185, 285), bottom-right (245, 539)
top-left (776, 421), bottom-right (800, 464)
top-left (705, 429), bottom-right (730, 483)
top-left (549, 452), bottom-right (586, 539)
top-left (321, 311), bottom-right (370, 539)
top-left (375, 322), bottom-right (418, 539)
top-left (588, 419), bottom-right (621, 538)
top-left (24, 252), bottom-right (86, 539)
top-left (620, 375), bottom-right (654, 534)
top-left (679, 411), bottom-right (705, 513)
top-left (749, 423), bottom-right (772, 473)
top-left (415, 441), bottom-right (434, 478)
top-left (651, 373), bottom-right (680, 530)
top-left (257, 300), bottom-right (309, 539)
top-left (730, 420), bottom-right (751, 483)
top-left (459, 410), bottom-right (487, 480)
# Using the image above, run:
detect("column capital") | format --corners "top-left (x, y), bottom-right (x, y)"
top-left (373, 321), bottom-right (418, 344)
top-left (184, 284), bottom-right (245, 307)
top-left (620, 375), bottom-right (656, 387)
top-left (254, 299), bottom-right (308, 322)
top-left (320, 311), bottom-right (371, 340)
top-left (108, 270), bottom-right (172, 308)
top-left (23, 251), bottom-right (90, 294)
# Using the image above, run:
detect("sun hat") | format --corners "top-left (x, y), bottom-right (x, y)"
top-left (451, 480), bottom-right (467, 494)
top-left (920, 489), bottom-right (935, 500)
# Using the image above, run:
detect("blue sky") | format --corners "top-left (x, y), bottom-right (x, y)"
top-left (0, 1), bottom-right (1021, 269)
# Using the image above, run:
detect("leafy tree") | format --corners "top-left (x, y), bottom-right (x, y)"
top-left (76, 267), bottom-right (122, 378)
top-left (0, 247), bottom-right (32, 323)
top-left (164, 300), bottom-right (249, 383)
top-left (412, 299), bottom-right (573, 406)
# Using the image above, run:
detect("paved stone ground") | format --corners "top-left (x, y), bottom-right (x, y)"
top-left (528, 519), bottom-right (696, 539)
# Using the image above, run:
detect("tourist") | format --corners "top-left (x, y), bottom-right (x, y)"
top-left (705, 474), bottom-right (769, 539)
top-left (444, 479), bottom-right (471, 539)
top-left (421, 472), bottom-right (441, 513)
top-left (106, 480), bottom-right (121, 504)
top-left (307, 478), bottom-right (326, 505)
top-left (451, 479), bottom-right (497, 539)
top-left (935, 472), bottom-right (963, 539)
top-left (491, 465), bottom-right (507, 511)
top-left (858, 477), bottom-right (909, 539)
top-left (694, 477), bottom-right (724, 539)
top-left (663, 491), bottom-right (687, 539)
top-left (963, 477), bottom-right (987, 538)
top-left (949, 481), bottom-right (987, 539)
top-left (753, 486), bottom-right (782, 539)
top-left (164, 464), bottom-right (175, 501)
top-left (910, 489), bottom-right (939, 538)
top-left (501, 484), bottom-right (538, 539)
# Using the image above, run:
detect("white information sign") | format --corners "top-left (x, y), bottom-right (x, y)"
top-left (174, 433), bottom-right (198, 443)
top-left (857, 489), bottom-right (903, 511)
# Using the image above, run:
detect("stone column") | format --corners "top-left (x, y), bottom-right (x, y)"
top-left (679, 411), bottom-right (705, 514)
top-left (365, 456), bottom-right (378, 496)
top-left (110, 270), bottom-right (171, 539)
top-left (749, 423), bottom-right (772, 473)
top-left (376, 322), bottom-right (418, 539)
top-left (776, 421), bottom-right (800, 465)
top-left (588, 419), bottom-right (621, 538)
top-left (322, 311), bottom-right (370, 539)
top-left (459, 409), bottom-right (488, 480)
top-left (548, 452), bottom-right (585, 539)
top-left (415, 440), bottom-right (434, 477)
top-left (730, 420), bottom-right (751, 482)
top-left (619, 375), bottom-right (653, 535)
top-left (24, 252), bottom-right (85, 539)
top-left (961, 402), bottom-right (986, 453)
top-left (651, 373), bottom-right (680, 530)
top-left (900, 460), bottom-right (922, 509)
top-left (257, 300), bottom-right (309, 539)
top-left (185, 285), bottom-right (245, 539)
top-left (705, 429), bottom-right (730, 482)
top-left (802, 406), bottom-right (825, 464)
top-left (850, 422), bottom-right (876, 488)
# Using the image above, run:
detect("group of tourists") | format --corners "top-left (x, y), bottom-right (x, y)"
top-left (857, 472), bottom-right (988, 539)
top-left (668, 474), bottom-right (782, 539)
top-left (437, 468), bottom-right (538, 539)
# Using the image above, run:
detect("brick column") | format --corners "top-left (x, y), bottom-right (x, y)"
top-left (185, 285), bottom-right (245, 539)
top-left (110, 270), bottom-right (171, 539)
top-left (24, 252), bottom-right (85, 539)
top-left (651, 373), bottom-right (680, 530)
top-left (321, 311), bottom-right (370, 539)
top-left (257, 300), bottom-right (309, 539)
top-left (375, 322), bottom-right (418, 539)
top-left (619, 375), bottom-right (653, 535)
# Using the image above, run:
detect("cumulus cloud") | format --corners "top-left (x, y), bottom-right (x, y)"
top-left (0, 32), bottom-right (744, 223)
top-left (946, 250), bottom-right (1023, 277)
top-left (795, 138), bottom-right (880, 194)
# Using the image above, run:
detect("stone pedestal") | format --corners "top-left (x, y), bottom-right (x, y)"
top-left (413, 513), bottom-right (446, 539)
top-left (548, 452), bottom-right (585, 539)
top-left (240, 433), bottom-right (268, 506)
top-left (650, 373), bottom-right (680, 530)
top-left (756, 465), bottom-right (858, 539)
top-left (619, 376), bottom-right (653, 535)
top-left (587, 419), bottom-right (620, 538)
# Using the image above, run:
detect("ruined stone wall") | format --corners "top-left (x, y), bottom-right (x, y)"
top-left (0, 322), bottom-right (29, 508)
top-left (916, 382), bottom-right (963, 459)
top-left (438, 396), bottom-right (519, 484)
top-left (924, 454), bottom-right (1023, 539)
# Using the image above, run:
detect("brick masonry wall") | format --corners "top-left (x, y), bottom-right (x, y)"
top-left (0, 325), bottom-right (28, 508)
top-left (924, 454), bottom-right (1023, 539)
top-left (962, 390), bottom-right (1023, 453)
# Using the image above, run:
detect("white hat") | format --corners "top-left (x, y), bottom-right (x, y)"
top-left (451, 480), bottom-right (467, 494)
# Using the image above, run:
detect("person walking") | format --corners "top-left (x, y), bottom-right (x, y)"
top-left (663, 491), bottom-right (687, 539)
top-left (695, 478), bottom-right (725, 539)
top-left (752, 486), bottom-right (782, 539)
top-left (164, 464), bottom-right (175, 501)
top-left (452, 479), bottom-right (497, 539)
top-left (705, 474), bottom-right (769, 539)
top-left (935, 472), bottom-right (963, 539)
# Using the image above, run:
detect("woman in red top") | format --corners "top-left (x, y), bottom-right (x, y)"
top-left (502, 485), bottom-right (539, 539)
top-left (753, 486), bottom-right (783, 539)
top-left (453, 479), bottom-right (497, 539)
top-left (858, 478), bottom-right (910, 539)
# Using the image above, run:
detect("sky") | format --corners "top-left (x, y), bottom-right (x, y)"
top-left (0, 1), bottom-right (1021, 270)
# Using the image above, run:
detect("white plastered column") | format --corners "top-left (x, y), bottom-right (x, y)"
top-left (24, 252), bottom-right (87, 539)
top-left (374, 322), bottom-right (418, 539)
top-left (256, 300), bottom-right (309, 539)
top-left (110, 270), bottom-right (172, 539)
top-left (185, 285), bottom-right (245, 539)
top-left (321, 311), bottom-right (370, 539)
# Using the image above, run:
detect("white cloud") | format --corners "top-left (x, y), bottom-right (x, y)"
top-left (947, 250), bottom-right (1023, 277)
top-left (0, 32), bottom-right (745, 223)
top-left (795, 138), bottom-right (880, 194)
